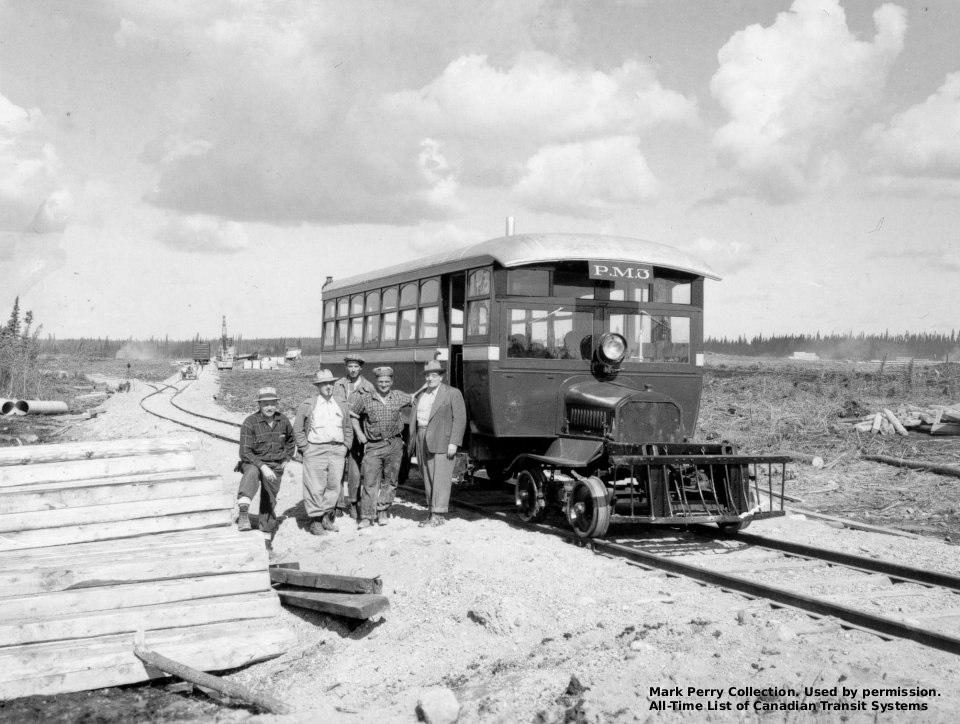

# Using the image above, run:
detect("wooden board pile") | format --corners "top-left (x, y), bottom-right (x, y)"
top-left (846, 405), bottom-right (960, 437)
top-left (0, 437), bottom-right (296, 700)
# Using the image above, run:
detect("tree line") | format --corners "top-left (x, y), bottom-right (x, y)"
top-left (706, 331), bottom-right (960, 361)
top-left (0, 298), bottom-right (43, 399)
top-left (37, 335), bottom-right (325, 359)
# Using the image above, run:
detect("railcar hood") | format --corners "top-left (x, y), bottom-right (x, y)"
top-left (564, 380), bottom-right (682, 442)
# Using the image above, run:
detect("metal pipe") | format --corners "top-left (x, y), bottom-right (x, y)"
top-left (17, 400), bottom-right (69, 415)
top-left (0, 399), bottom-right (15, 416)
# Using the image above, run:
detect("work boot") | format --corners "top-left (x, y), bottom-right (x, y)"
top-left (237, 504), bottom-right (251, 532)
top-left (308, 520), bottom-right (327, 536)
top-left (376, 509), bottom-right (390, 526)
top-left (428, 514), bottom-right (446, 528)
top-left (321, 512), bottom-right (339, 532)
top-left (357, 519), bottom-right (374, 530)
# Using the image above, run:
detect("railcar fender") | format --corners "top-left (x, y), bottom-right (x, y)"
top-left (507, 436), bottom-right (605, 473)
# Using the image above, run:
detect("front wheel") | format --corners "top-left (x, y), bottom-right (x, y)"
top-left (566, 476), bottom-right (611, 539)
top-left (515, 468), bottom-right (546, 523)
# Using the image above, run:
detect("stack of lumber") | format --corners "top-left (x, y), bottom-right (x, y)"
top-left (845, 405), bottom-right (960, 437)
top-left (270, 565), bottom-right (390, 620)
top-left (0, 437), bottom-right (296, 700)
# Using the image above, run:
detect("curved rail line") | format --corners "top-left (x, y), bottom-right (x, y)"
top-left (139, 378), bottom-right (241, 444)
top-left (137, 374), bottom-right (960, 657)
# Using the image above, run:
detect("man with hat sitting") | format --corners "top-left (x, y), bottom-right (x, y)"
top-left (237, 387), bottom-right (297, 548)
top-left (294, 369), bottom-right (353, 535)
top-left (350, 366), bottom-right (413, 528)
top-left (409, 360), bottom-right (466, 527)
top-left (333, 355), bottom-right (375, 519)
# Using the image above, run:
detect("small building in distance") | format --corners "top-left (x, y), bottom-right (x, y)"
top-left (790, 351), bottom-right (820, 361)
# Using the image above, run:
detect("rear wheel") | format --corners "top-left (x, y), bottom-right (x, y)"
top-left (566, 476), bottom-right (611, 539)
top-left (515, 468), bottom-right (546, 523)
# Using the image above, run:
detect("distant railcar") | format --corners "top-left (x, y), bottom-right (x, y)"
top-left (321, 233), bottom-right (787, 537)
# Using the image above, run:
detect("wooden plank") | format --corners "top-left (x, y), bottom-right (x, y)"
top-left (0, 492), bottom-right (232, 533)
top-left (269, 567), bottom-right (382, 594)
top-left (0, 475), bottom-right (224, 515)
top-left (276, 586), bottom-right (389, 619)
top-left (0, 527), bottom-right (240, 569)
top-left (0, 452), bottom-right (197, 488)
top-left (0, 437), bottom-right (199, 467)
top-left (2, 571), bottom-right (270, 621)
top-left (0, 591), bottom-right (281, 647)
top-left (929, 422), bottom-right (960, 436)
top-left (1, 539), bottom-right (267, 596)
top-left (2, 469), bottom-right (213, 495)
top-left (0, 509), bottom-right (233, 552)
top-left (0, 621), bottom-right (297, 698)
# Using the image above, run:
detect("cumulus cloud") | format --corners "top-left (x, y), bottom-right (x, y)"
top-left (710, 0), bottom-right (906, 203)
top-left (514, 136), bottom-right (658, 215)
top-left (865, 71), bottom-right (960, 184)
top-left (157, 214), bottom-right (248, 254)
top-left (0, 92), bottom-right (63, 230)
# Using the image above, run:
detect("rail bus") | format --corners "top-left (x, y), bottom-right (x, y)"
top-left (320, 233), bottom-right (787, 537)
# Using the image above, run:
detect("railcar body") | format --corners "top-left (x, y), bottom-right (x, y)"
top-left (321, 233), bottom-right (786, 537)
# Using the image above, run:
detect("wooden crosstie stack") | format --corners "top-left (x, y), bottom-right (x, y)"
top-left (0, 437), bottom-right (295, 700)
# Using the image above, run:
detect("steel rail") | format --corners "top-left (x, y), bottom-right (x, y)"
top-left (404, 484), bottom-right (960, 657)
top-left (139, 381), bottom-right (240, 444)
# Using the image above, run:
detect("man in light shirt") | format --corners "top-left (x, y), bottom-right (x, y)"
top-left (409, 360), bottom-right (466, 527)
top-left (294, 369), bottom-right (353, 535)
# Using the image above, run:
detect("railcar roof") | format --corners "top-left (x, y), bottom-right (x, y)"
top-left (324, 233), bottom-right (719, 293)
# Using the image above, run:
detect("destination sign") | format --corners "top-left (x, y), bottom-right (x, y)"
top-left (588, 261), bottom-right (652, 281)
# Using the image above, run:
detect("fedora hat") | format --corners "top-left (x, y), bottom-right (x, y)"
top-left (257, 386), bottom-right (279, 402)
top-left (311, 369), bottom-right (337, 385)
top-left (423, 360), bottom-right (446, 375)
top-left (343, 354), bottom-right (365, 365)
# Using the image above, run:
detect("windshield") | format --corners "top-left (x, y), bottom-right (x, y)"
top-left (609, 312), bottom-right (690, 363)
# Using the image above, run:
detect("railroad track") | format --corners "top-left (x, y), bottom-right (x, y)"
top-left (408, 481), bottom-right (960, 657)
top-left (139, 377), bottom-right (241, 443)
top-left (137, 372), bottom-right (960, 657)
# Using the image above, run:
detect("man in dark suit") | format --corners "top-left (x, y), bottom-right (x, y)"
top-left (409, 360), bottom-right (467, 527)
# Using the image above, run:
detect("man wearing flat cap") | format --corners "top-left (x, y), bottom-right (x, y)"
top-left (294, 369), bottom-right (353, 535)
top-left (333, 355), bottom-right (375, 519)
top-left (237, 387), bottom-right (296, 548)
top-left (350, 366), bottom-right (412, 528)
top-left (409, 360), bottom-right (466, 527)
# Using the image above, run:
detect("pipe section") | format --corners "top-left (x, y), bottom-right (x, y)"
top-left (0, 399), bottom-right (14, 416)
top-left (16, 400), bottom-right (69, 415)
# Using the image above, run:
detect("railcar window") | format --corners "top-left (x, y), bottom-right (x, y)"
top-left (336, 319), bottom-right (348, 347)
top-left (337, 298), bottom-right (349, 317)
top-left (323, 321), bottom-right (335, 347)
top-left (468, 269), bottom-right (490, 297)
top-left (324, 300), bottom-right (335, 320)
top-left (400, 283), bottom-right (418, 307)
top-left (419, 306), bottom-right (439, 340)
top-left (365, 291), bottom-right (380, 313)
top-left (382, 312), bottom-right (398, 342)
top-left (382, 287), bottom-right (398, 311)
top-left (553, 269), bottom-right (595, 299)
top-left (507, 306), bottom-right (593, 359)
top-left (420, 279), bottom-right (439, 304)
top-left (608, 312), bottom-right (691, 363)
top-left (349, 318), bottom-right (363, 346)
top-left (364, 315), bottom-right (380, 344)
top-left (653, 278), bottom-right (691, 304)
top-left (350, 295), bottom-right (364, 315)
top-left (507, 269), bottom-right (549, 296)
top-left (467, 300), bottom-right (489, 337)
top-left (399, 309), bottom-right (417, 341)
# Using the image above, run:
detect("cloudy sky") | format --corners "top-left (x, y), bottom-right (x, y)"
top-left (1, 0), bottom-right (958, 341)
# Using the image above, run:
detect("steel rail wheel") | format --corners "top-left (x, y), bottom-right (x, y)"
top-left (515, 468), bottom-right (547, 523)
top-left (566, 475), bottom-right (611, 538)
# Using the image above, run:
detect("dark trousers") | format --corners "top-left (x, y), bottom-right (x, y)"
top-left (338, 439), bottom-right (364, 510)
top-left (360, 437), bottom-right (402, 520)
top-left (238, 462), bottom-right (283, 534)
